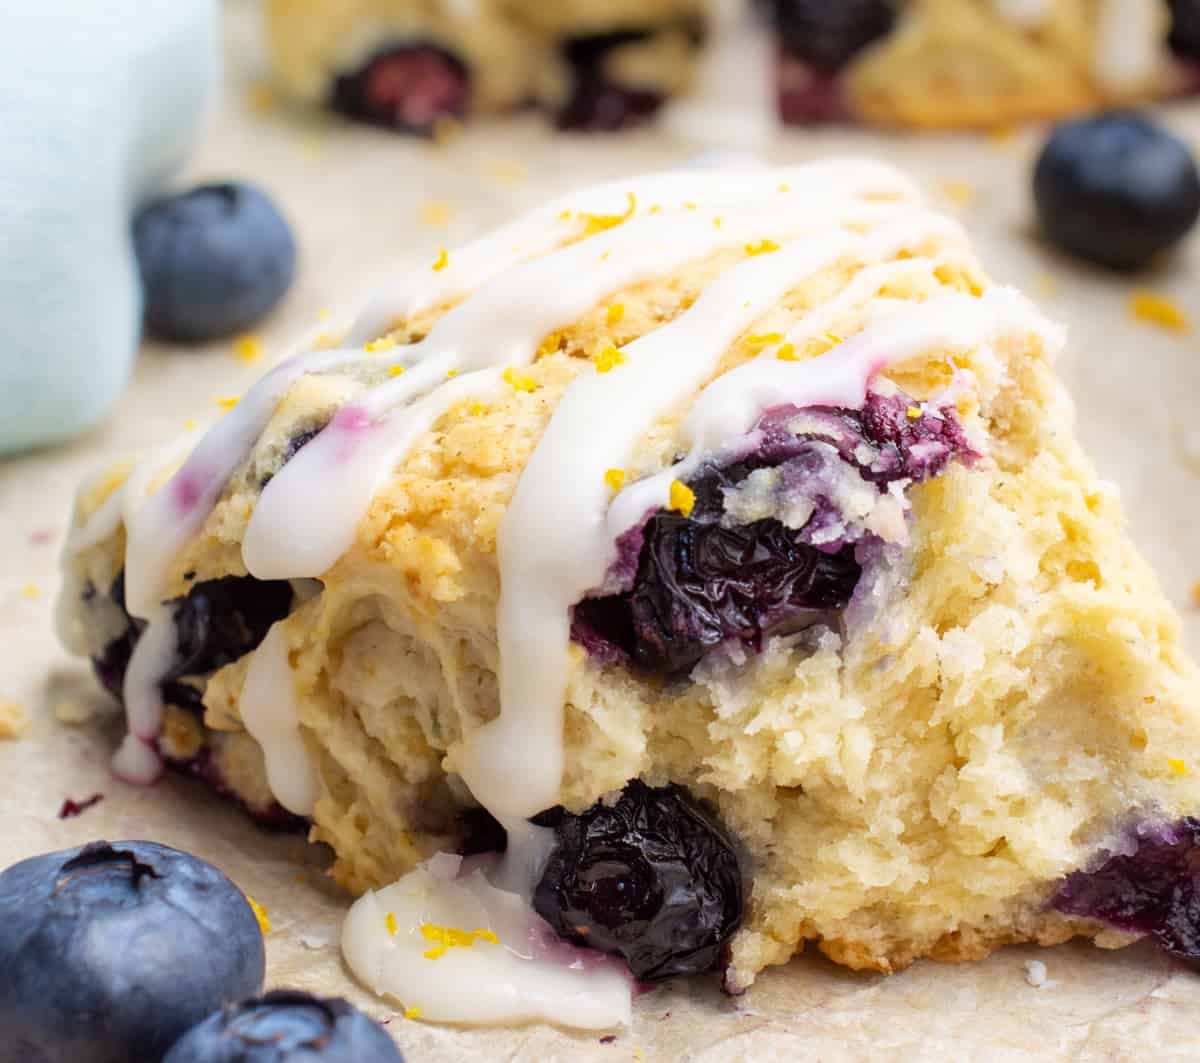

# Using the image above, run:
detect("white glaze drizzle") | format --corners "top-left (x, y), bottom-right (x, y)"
top-left (239, 621), bottom-right (318, 816)
top-left (342, 854), bottom-right (632, 1028)
top-left (468, 214), bottom-right (971, 820)
top-left (70, 160), bottom-right (1067, 1028)
top-left (243, 188), bottom-right (918, 580)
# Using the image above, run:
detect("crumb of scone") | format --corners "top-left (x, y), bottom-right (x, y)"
top-left (0, 697), bottom-right (29, 739)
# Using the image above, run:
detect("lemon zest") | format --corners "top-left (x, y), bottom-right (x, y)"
top-left (604, 468), bottom-right (626, 492)
top-left (669, 480), bottom-right (696, 518)
top-left (431, 248), bottom-right (450, 272)
top-left (404, 1006), bottom-right (423, 1019)
top-left (385, 912), bottom-right (398, 935)
top-left (907, 406), bottom-right (923, 420)
top-left (503, 367), bottom-right (538, 392)
top-left (246, 896), bottom-right (270, 935)
top-left (593, 344), bottom-right (625, 373)
top-left (606, 303), bottom-right (625, 325)
top-left (745, 238), bottom-right (780, 256)
top-left (776, 342), bottom-right (799, 362)
top-left (1169, 758), bottom-right (1190, 776)
top-left (388, 364), bottom-right (405, 377)
top-left (1130, 290), bottom-right (1190, 333)
top-left (578, 192), bottom-right (637, 237)
top-left (232, 333), bottom-right (263, 363)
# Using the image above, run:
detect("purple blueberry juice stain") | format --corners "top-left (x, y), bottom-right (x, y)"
top-left (57, 793), bottom-right (104, 820)
top-left (331, 44), bottom-right (470, 134)
top-left (573, 389), bottom-right (973, 675)
top-left (1053, 817), bottom-right (1200, 965)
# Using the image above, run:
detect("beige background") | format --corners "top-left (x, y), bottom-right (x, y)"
top-left (2, 4), bottom-right (1199, 1059)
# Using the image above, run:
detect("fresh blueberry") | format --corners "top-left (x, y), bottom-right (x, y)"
top-left (134, 183), bottom-right (296, 342)
top-left (533, 781), bottom-right (744, 982)
top-left (163, 991), bottom-right (404, 1063)
top-left (1034, 111), bottom-right (1200, 270)
top-left (762, 0), bottom-right (896, 72)
top-left (331, 43), bottom-right (470, 134)
top-left (1053, 818), bottom-right (1200, 965)
top-left (1168, 0), bottom-right (1200, 60)
top-left (573, 390), bottom-right (971, 675)
top-left (0, 841), bottom-right (264, 1063)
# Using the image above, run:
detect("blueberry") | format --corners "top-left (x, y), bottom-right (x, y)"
top-left (1034, 111), bottom-right (1200, 270)
top-left (331, 43), bottom-right (470, 134)
top-left (533, 781), bottom-right (744, 982)
top-left (92, 571), bottom-right (293, 710)
top-left (1053, 818), bottom-right (1200, 965)
top-left (556, 30), bottom-right (668, 133)
top-left (163, 991), bottom-right (403, 1063)
top-left (0, 841), bottom-right (264, 1063)
top-left (761, 0), bottom-right (896, 72)
top-left (1168, 0), bottom-right (1200, 60)
top-left (573, 391), bottom-right (971, 675)
top-left (134, 183), bottom-right (296, 342)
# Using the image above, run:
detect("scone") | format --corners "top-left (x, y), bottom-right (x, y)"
top-left (764, 0), bottom-right (1200, 128)
top-left (58, 160), bottom-right (1200, 1027)
top-left (265, 0), bottom-right (706, 132)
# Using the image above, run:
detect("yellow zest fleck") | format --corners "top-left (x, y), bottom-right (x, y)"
top-left (907, 405), bottom-right (923, 420)
top-left (988, 124), bottom-right (1015, 145)
top-left (559, 209), bottom-right (573, 221)
top-left (232, 333), bottom-right (263, 363)
top-left (599, 251), bottom-right (611, 262)
top-left (183, 418), bottom-right (198, 431)
top-left (419, 922), bottom-right (497, 960)
top-left (1169, 758), bottom-right (1190, 777)
top-left (604, 468), bottom-right (626, 492)
top-left (822, 331), bottom-right (843, 348)
top-left (578, 192), bottom-right (637, 237)
top-left (669, 480), bottom-right (696, 518)
top-left (215, 396), bottom-right (240, 411)
top-left (683, 201), bottom-right (698, 210)
top-left (746, 331), bottom-right (784, 349)
top-left (316, 308), bottom-right (332, 322)
top-left (606, 303), bottom-right (625, 325)
top-left (313, 332), bottom-right (337, 349)
top-left (431, 248), bottom-right (450, 272)
top-left (537, 331), bottom-right (563, 359)
top-left (503, 367), bottom-right (538, 392)
top-left (777, 182), bottom-right (791, 193)
top-left (419, 200), bottom-right (455, 227)
top-left (468, 400), bottom-right (485, 417)
top-left (431, 115), bottom-right (462, 146)
top-left (404, 1006), bottom-right (423, 1020)
top-left (484, 159), bottom-right (526, 186)
top-left (776, 342), bottom-right (798, 362)
top-left (1130, 290), bottom-right (1190, 333)
top-left (21, 584), bottom-right (40, 600)
top-left (247, 896), bottom-right (270, 935)
top-left (745, 238), bottom-right (780, 256)
top-left (648, 204), bottom-right (662, 215)
top-left (386, 365), bottom-right (405, 380)
top-left (1191, 581), bottom-right (1200, 607)
top-left (713, 216), bottom-right (723, 229)
top-left (593, 343), bottom-right (625, 373)
top-left (385, 912), bottom-right (398, 935)
top-left (939, 179), bottom-right (976, 207)
top-left (446, 368), bottom-right (458, 378)
top-left (365, 335), bottom-right (396, 353)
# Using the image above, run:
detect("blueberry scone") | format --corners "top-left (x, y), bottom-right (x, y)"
top-left (763, 0), bottom-right (1200, 128)
top-left (58, 160), bottom-right (1200, 1028)
top-left (265, 0), bottom-right (705, 133)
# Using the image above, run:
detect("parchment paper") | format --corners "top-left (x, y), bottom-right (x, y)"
top-left (2, 5), bottom-right (1198, 1059)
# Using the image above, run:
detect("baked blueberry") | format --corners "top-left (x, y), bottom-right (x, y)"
top-left (762, 0), bottom-right (896, 72)
top-left (556, 30), bottom-right (668, 132)
top-left (331, 43), bottom-right (469, 134)
top-left (573, 391), bottom-right (971, 675)
top-left (1054, 818), bottom-right (1200, 964)
top-left (533, 781), bottom-right (744, 982)
top-left (1034, 111), bottom-right (1200, 270)
top-left (92, 571), bottom-right (292, 711)
top-left (0, 841), bottom-right (264, 1063)
top-left (1168, 0), bottom-right (1200, 61)
top-left (134, 183), bottom-right (296, 342)
top-left (163, 991), bottom-right (403, 1063)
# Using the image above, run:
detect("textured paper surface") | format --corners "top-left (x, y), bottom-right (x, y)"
top-left (1, 6), bottom-right (1199, 1059)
